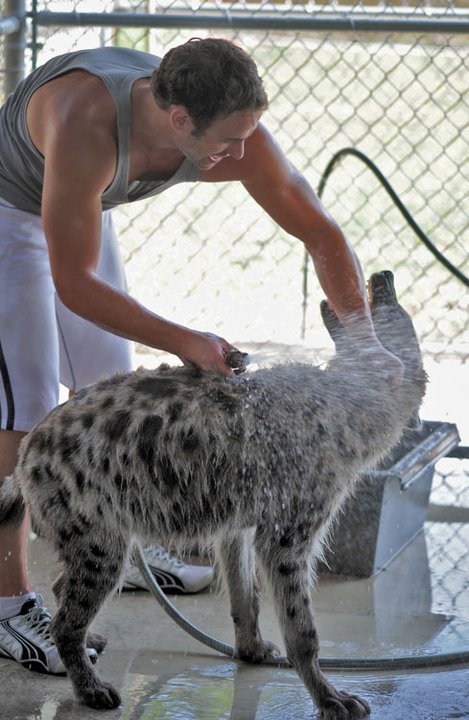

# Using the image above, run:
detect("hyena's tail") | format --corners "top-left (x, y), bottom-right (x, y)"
top-left (0, 474), bottom-right (25, 525)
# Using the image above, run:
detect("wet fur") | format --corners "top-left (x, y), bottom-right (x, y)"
top-left (2, 271), bottom-right (426, 717)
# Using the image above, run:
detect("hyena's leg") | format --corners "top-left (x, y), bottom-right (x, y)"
top-left (52, 573), bottom-right (107, 654)
top-left (256, 533), bottom-right (370, 720)
top-left (215, 530), bottom-right (281, 662)
top-left (50, 532), bottom-right (128, 710)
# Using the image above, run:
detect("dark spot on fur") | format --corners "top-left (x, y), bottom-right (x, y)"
top-left (279, 532), bottom-right (293, 548)
top-left (102, 457), bottom-right (110, 474)
top-left (336, 434), bottom-right (357, 460)
top-left (130, 499), bottom-right (140, 517)
top-left (29, 430), bottom-right (46, 454)
top-left (168, 402), bottom-right (183, 423)
top-left (101, 396), bottom-right (115, 410)
top-left (121, 453), bottom-right (130, 467)
top-left (213, 389), bottom-right (238, 413)
top-left (185, 365), bottom-right (204, 380)
top-left (137, 415), bottom-right (163, 470)
top-left (169, 502), bottom-right (186, 533)
top-left (180, 428), bottom-right (200, 453)
top-left (158, 455), bottom-right (180, 490)
top-left (90, 544), bottom-right (106, 558)
top-left (81, 413), bottom-right (95, 430)
top-left (278, 562), bottom-right (299, 576)
top-left (31, 466), bottom-right (42, 482)
top-left (47, 431), bottom-right (57, 452)
top-left (103, 410), bottom-right (133, 441)
top-left (75, 470), bottom-right (85, 493)
top-left (296, 523), bottom-right (310, 543)
top-left (96, 374), bottom-right (129, 392)
top-left (0, 494), bottom-right (25, 525)
top-left (134, 376), bottom-right (178, 398)
top-left (287, 606), bottom-right (297, 618)
top-left (59, 411), bottom-right (73, 428)
top-left (213, 453), bottom-right (230, 476)
top-left (86, 446), bottom-right (94, 466)
top-left (82, 575), bottom-right (97, 590)
top-left (84, 559), bottom-right (101, 573)
top-left (60, 434), bottom-right (80, 462)
top-left (57, 487), bottom-right (70, 511)
top-left (228, 417), bottom-right (244, 441)
top-left (59, 527), bottom-right (72, 543)
top-left (77, 513), bottom-right (92, 530)
top-left (114, 473), bottom-right (126, 492)
top-left (142, 414), bottom-right (164, 441)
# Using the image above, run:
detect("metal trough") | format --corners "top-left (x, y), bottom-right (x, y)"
top-left (321, 420), bottom-right (461, 577)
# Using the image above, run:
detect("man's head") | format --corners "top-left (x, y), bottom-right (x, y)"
top-left (151, 37), bottom-right (268, 136)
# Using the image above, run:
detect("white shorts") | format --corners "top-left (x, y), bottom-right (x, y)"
top-left (0, 196), bottom-right (132, 431)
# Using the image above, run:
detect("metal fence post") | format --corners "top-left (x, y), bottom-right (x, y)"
top-left (4, 0), bottom-right (26, 95)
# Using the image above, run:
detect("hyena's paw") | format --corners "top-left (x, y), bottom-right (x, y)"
top-left (78, 678), bottom-right (121, 710)
top-left (319, 689), bottom-right (370, 719)
top-left (86, 631), bottom-right (107, 654)
top-left (236, 639), bottom-right (282, 664)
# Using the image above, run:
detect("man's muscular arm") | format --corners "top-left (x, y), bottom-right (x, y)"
top-left (201, 124), bottom-right (404, 380)
top-left (30, 77), bottom-right (235, 375)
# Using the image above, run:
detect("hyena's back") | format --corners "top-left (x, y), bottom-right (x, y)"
top-left (17, 357), bottom-right (398, 554)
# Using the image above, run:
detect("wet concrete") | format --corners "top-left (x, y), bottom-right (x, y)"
top-left (1, 521), bottom-right (468, 720)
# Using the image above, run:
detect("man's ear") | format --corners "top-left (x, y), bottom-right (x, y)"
top-left (169, 106), bottom-right (194, 133)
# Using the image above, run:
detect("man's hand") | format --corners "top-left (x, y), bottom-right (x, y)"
top-left (362, 340), bottom-right (405, 388)
top-left (178, 330), bottom-right (242, 377)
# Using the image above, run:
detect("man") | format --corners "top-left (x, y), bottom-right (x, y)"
top-left (0, 37), bottom-right (401, 675)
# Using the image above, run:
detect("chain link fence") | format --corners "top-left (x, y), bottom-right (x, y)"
top-left (5, 0), bottom-right (466, 354)
top-left (1, 0), bottom-right (468, 619)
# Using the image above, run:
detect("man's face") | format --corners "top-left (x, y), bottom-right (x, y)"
top-left (174, 109), bottom-right (262, 170)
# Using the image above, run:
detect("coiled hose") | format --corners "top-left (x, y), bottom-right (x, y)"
top-left (135, 545), bottom-right (468, 670)
top-left (317, 147), bottom-right (469, 288)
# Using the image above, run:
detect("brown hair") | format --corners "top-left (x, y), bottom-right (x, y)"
top-left (151, 38), bottom-right (268, 135)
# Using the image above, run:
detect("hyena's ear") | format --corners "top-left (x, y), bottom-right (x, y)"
top-left (320, 300), bottom-right (347, 350)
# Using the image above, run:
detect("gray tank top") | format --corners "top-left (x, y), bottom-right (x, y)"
top-left (0, 46), bottom-right (201, 215)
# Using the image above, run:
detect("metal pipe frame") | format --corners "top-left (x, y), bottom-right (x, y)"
top-left (2, 0), bottom-right (26, 95)
top-left (0, 15), bottom-right (20, 35)
top-left (29, 10), bottom-right (469, 34)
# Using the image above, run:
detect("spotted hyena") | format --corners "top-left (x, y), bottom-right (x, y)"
top-left (1, 271), bottom-right (426, 718)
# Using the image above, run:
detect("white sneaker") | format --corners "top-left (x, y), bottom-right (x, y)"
top-left (123, 546), bottom-right (214, 594)
top-left (0, 594), bottom-right (97, 675)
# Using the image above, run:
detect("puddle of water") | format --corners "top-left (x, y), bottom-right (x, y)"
top-left (117, 654), bottom-right (469, 720)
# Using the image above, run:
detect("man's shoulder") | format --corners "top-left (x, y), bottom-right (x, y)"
top-left (82, 45), bottom-right (162, 70)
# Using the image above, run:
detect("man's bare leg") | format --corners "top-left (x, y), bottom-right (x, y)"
top-left (0, 430), bottom-right (29, 597)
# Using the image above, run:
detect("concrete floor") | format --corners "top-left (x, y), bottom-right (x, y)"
top-left (1, 521), bottom-right (468, 720)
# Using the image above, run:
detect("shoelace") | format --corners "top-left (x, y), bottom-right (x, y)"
top-left (145, 546), bottom-right (184, 569)
top-left (23, 599), bottom-right (55, 649)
